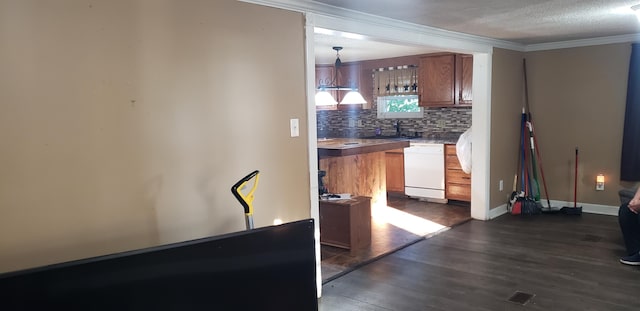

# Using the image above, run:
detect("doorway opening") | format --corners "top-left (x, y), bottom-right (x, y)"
top-left (305, 15), bottom-right (492, 294)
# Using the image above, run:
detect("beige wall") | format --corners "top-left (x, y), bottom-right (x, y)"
top-left (490, 44), bottom-right (633, 210)
top-left (489, 48), bottom-right (525, 209)
top-left (525, 44), bottom-right (631, 206)
top-left (0, 0), bottom-right (309, 273)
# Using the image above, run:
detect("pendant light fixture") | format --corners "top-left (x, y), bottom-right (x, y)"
top-left (315, 46), bottom-right (367, 106)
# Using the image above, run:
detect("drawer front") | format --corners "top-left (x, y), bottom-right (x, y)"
top-left (447, 169), bottom-right (471, 185)
top-left (446, 184), bottom-right (471, 201)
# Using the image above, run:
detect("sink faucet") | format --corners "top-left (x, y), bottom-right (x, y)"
top-left (394, 120), bottom-right (401, 137)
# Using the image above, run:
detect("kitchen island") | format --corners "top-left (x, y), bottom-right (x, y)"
top-left (318, 138), bottom-right (410, 209)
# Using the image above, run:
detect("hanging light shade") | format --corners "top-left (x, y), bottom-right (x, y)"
top-left (315, 90), bottom-right (338, 106)
top-left (316, 46), bottom-right (367, 106)
top-left (340, 90), bottom-right (367, 104)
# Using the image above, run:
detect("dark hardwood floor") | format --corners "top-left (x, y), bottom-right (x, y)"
top-left (320, 212), bottom-right (640, 311)
top-left (321, 195), bottom-right (471, 283)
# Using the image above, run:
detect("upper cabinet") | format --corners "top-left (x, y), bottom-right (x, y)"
top-left (419, 54), bottom-right (455, 106)
top-left (315, 65), bottom-right (338, 111)
top-left (315, 52), bottom-right (471, 111)
top-left (359, 65), bottom-right (374, 108)
top-left (457, 54), bottom-right (473, 105)
top-left (418, 53), bottom-right (473, 107)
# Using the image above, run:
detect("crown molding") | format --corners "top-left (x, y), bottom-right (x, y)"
top-left (242, 0), bottom-right (639, 53)
top-left (241, 0), bottom-right (524, 52)
top-left (525, 33), bottom-right (640, 52)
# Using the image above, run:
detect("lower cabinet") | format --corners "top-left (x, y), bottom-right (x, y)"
top-left (385, 149), bottom-right (405, 193)
top-left (445, 144), bottom-right (471, 202)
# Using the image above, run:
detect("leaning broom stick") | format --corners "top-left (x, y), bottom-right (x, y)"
top-left (523, 59), bottom-right (541, 202)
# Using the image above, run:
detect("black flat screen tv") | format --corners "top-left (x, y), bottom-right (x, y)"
top-left (0, 219), bottom-right (318, 310)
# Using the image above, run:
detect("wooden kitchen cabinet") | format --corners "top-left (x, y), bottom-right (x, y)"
top-left (336, 63), bottom-right (365, 110)
top-left (418, 53), bottom-right (472, 107)
top-left (319, 196), bottom-right (372, 253)
top-left (445, 144), bottom-right (471, 202)
top-left (457, 54), bottom-right (473, 105)
top-left (359, 65), bottom-right (374, 109)
top-left (419, 54), bottom-right (455, 106)
top-left (385, 148), bottom-right (405, 193)
top-left (315, 65), bottom-right (338, 110)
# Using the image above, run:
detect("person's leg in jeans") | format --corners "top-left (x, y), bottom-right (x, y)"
top-left (618, 203), bottom-right (640, 255)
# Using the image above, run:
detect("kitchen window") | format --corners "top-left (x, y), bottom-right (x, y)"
top-left (377, 95), bottom-right (423, 119)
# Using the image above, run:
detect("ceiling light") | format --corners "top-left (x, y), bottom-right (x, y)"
top-left (315, 47), bottom-right (367, 106)
top-left (314, 27), bottom-right (336, 36)
top-left (633, 4), bottom-right (640, 22)
top-left (340, 32), bottom-right (365, 40)
top-left (314, 27), bottom-right (365, 41)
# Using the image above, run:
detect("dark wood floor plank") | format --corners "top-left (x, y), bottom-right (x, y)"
top-left (321, 196), bottom-right (471, 282)
top-left (321, 213), bottom-right (640, 310)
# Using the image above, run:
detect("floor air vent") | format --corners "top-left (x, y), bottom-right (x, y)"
top-left (507, 291), bottom-right (534, 305)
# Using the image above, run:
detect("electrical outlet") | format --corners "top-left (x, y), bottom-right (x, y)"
top-left (357, 119), bottom-right (363, 127)
top-left (437, 120), bottom-right (446, 128)
top-left (499, 180), bottom-right (504, 191)
top-left (348, 119), bottom-right (355, 127)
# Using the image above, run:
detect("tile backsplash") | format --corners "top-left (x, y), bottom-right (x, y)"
top-left (317, 106), bottom-right (472, 139)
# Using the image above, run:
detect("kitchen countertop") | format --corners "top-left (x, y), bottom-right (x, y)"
top-left (318, 134), bottom-right (460, 146)
top-left (317, 138), bottom-right (410, 157)
top-left (404, 138), bottom-right (460, 145)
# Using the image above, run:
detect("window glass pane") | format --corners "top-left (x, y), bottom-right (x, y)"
top-left (377, 95), bottom-right (423, 119)
top-left (384, 96), bottom-right (420, 112)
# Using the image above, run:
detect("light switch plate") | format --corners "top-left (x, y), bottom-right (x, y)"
top-left (290, 118), bottom-right (299, 137)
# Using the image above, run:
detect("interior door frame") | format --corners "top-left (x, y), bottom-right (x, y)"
top-left (303, 12), bottom-right (493, 296)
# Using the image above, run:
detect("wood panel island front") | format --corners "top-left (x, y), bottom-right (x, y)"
top-left (317, 138), bottom-right (410, 209)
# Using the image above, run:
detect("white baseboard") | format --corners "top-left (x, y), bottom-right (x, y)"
top-left (489, 204), bottom-right (509, 219)
top-left (489, 200), bottom-right (620, 218)
top-left (547, 200), bottom-right (619, 216)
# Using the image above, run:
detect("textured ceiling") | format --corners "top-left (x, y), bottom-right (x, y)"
top-left (309, 0), bottom-right (640, 63)
top-left (314, 32), bottom-right (442, 64)
top-left (313, 0), bottom-right (640, 44)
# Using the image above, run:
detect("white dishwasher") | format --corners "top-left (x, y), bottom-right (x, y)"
top-left (404, 143), bottom-right (446, 202)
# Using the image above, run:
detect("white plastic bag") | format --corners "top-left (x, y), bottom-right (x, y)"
top-left (456, 127), bottom-right (472, 174)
